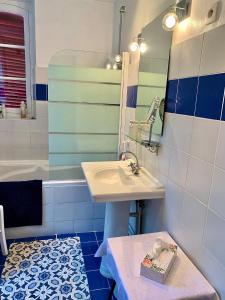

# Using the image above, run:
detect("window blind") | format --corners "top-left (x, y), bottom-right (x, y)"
top-left (0, 12), bottom-right (26, 108)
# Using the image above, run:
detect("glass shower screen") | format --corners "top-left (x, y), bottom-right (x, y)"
top-left (48, 50), bottom-right (121, 166)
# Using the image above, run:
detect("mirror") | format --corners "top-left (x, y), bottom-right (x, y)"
top-left (128, 10), bottom-right (172, 149)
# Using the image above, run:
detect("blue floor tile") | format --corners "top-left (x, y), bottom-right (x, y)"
top-left (57, 233), bottom-right (77, 239)
top-left (77, 232), bottom-right (96, 242)
top-left (83, 255), bottom-right (101, 271)
top-left (0, 255), bottom-right (6, 266)
top-left (87, 270), bottom-right (109, 290)
top-left (15, 237), bottom-right (36, 243)
top-left (96, 231), bottom-right (104, 241)
top-left (0, 265), bottom-right (4, 276)
top-left (81, 242), bottom-right (99, 256)
top-left (90, 288), bottom-right (110, 300)
top-left (6, 239), bottom-right (15, 247)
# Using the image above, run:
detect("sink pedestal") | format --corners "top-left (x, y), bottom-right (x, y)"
top-left (100, 201), bottom-right (130, 278)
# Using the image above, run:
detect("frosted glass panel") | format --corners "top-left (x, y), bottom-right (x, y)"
top-left (48, 81), bottom-right (121, 104)
top-left (49, 134), bottom-right (118, 153)
top-left (48, 103), bottom-right (119, 134)
top-left (48, 50), bottom-right (121, 167)
top-left (49, 153), bottom-right (118, 166)
top-left (49, 66), bottom-right (121, 83)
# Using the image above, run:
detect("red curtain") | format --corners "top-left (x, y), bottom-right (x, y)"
top-left (0, 12), bottom-right (26, 108)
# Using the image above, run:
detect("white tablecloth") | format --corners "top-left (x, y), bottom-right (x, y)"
top-left (96, 232), bottom-right (219, 300)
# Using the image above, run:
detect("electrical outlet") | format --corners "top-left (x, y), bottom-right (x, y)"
top-left (206, 1), bottom-right (219, 25)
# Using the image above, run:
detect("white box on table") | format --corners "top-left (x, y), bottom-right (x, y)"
top-left (140, 242), bottom-right (177, 284)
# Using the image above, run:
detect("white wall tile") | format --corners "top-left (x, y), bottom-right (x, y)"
top-left (178, 35), bottom-right (203, 78)
top-left (168, 43), bottom-right (182, 80)
top-left (157, 145), bottom-right (171, 176)
top-left (204, 209), bottom-right (225, 268)
top-left (54, 221), bottom-right (74, 234)
top-left (94, 203), bottom-right (106, 219)
top-left (93, 219), bottom-right (105, 232)
top-left (0, 147), bottom-right (13, 160)
top-left (36, 67), bottom-right (48, 84)
top-left (186, 157), bottom-right (213, 205)
top-left (164, 180), bottom-right (183, 241)
top-left (55, 203), bottom-right (76, 221)
top-left (30, 132), bottom-right (48, 147)
top-left (215, 121), bottom-right (225, 170)
top-left (160, 113), bottom-right (175, 147)
top-left (74, 220), bottom-right (94, 233)
top-left (73, 202), bottom-right (94, 220)
top-left (179, 191), bottom-right (207, 261)
top-left (29, 117), bottom-right (48, 133)
top-left (171, 114), bottom-right (193, 153)
top-left (53, 185), bottom-right (92, 204)
top-left (12, 148), bottom-right (31, 160)
top-left (200, 24), bottom-right (225, 75)
top-left (169, 150), bottom-right (189, 187)
top-left (190, 118), bottom-right (220, 163)
top-left (198, 246), bottom-right (225, 300)
top-left (209, 167), bottom-right (225, 219)
top-left (30, 148), bottom-right (48, 160)
top-left (42, 187), bottom-right (53, 205)
top-left (0, 119), bottom-right (13, 131)
top-left (43, 204), bottom-right (54, 223)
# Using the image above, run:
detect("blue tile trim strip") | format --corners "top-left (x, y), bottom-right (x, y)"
top-left (35, 84), bottom-right (48, 101)
top-left (126, 85), bottom-right (138, 108)
top-left (165, 72), bottom-right (225, 121)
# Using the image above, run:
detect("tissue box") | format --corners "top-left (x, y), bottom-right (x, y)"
top-left (140, 243), bottom-right (177, 283)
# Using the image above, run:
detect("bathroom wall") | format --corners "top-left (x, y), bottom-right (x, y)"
top-left (0, 102), bottom-right (48, 160)
top-left (122, 0), bottom-right (225, 298)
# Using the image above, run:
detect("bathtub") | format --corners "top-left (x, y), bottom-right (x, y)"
top-left (0, 160), bottom-right (105, 239)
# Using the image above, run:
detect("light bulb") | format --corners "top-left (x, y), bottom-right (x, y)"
top-left (129, 42), bottom-right (139, 52)
top-left (139, 42), bottom-right (147, 53)
top-left (113, 63), bottom-right (118, 70)
top-left (162, 12), bottom-right (179, 31)
top-left (115, 55), bottom-right (121, 63)
top-left (106, 63), bottom-right (111, 70)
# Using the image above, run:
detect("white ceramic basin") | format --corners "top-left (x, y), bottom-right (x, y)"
top-left (81, 161), bottom-right (165, 202)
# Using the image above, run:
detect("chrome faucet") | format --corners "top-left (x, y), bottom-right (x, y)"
top-left (119, 151), bottom-right (140, 175)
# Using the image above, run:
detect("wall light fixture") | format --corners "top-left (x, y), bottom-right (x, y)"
top-left (162, 0), bottom-right (192, 31)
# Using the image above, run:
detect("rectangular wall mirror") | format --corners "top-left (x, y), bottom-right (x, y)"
top-left (128, 10), bottom-right (173, 148)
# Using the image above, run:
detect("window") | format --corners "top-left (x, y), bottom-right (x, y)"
top-left (0, 4), bottom-right (34, 118)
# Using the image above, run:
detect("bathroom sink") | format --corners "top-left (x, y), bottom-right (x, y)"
top-left (81, 161), bottom-right (165, 202)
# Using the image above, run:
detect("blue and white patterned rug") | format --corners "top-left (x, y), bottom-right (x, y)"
top-left (0, 237), bottom-right (91, 300)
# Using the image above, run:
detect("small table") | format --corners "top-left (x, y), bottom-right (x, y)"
top-left (100, 232), bottom-right (219, 300)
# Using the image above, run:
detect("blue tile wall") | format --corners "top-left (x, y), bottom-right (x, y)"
top-left (35, 84), bottom-right (48, 101)
top-left (195, 73), bottom-right (225, 120)
top-left (126, 85), bottom-right (138, 108)
top-left (166, 72), bottom-right (225, 121)
top-left (165, 80), bottom-right (178, 113)
top-left (176, 77), bottom-right (198, 116)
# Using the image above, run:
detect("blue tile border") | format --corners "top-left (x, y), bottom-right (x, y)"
top-left (165, 72), bottom-right (225, 121)
top-left (176, 77), bottom-right (198, 116)
top-left (127, 85), bottom-right (138, 108)
top-left (165, 79), bottom-right (178, 113)
top-left (196, 73), bottom-right (225, 120)
top-left (35, 84), bottom-right (48, 101)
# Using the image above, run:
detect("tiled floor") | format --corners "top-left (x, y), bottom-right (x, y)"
top-left (0, 232), bottom-right (117, 300)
